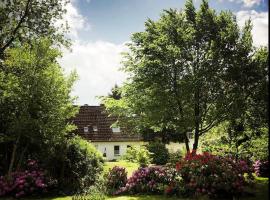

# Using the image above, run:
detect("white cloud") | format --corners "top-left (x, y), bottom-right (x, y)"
top-left (59, 1), bottom-right (128, 106)
top-left (236, 10), bottom-right (268, 47)
top-left (65, 2), bottom-right (90, 38)
top-left (220, 0), bottom-right (263, 7)
top-left (242, 0), bottom-right (261, 7)
top-left (55, 0), bottom-right (90, 39)
top-left (59, 40), bottom-right (128, 105)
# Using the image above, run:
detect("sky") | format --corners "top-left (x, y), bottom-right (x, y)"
top-left (59, 0), bottom-right (269, 105)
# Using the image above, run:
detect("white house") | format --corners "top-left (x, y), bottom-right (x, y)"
top-left (71, 105), bottom-right (192, 160)
top-left (71, 105), bottom-right (145, 160)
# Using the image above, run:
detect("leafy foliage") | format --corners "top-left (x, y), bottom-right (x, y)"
top-left (146, 142), bottom-right (169, 165)
top-left (53, 136), bottom-right (104, 194)
top-left (0, 39), bottom-right (78, 178)
top-left (102, 0), bottom-right (267, 152)
top-left (168, 150), bottom-right (185, 167)
top-left (0, 0), bottom-right (69, 56)
top-left (200, 123), bottom-right (269, 162)
top-left (122, 146), bottom-right (152, 167)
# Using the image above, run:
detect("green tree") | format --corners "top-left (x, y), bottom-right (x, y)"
top-left (0, 0), bottom-right (69, 56)
top-left (221, 46), bottom-right (268, 160)
top-left (103, 0), bottom-right (265, 152)
top-left (108, 84), bottom-right (122, 100)
top-left (0, 39), bottom-right (78, 176)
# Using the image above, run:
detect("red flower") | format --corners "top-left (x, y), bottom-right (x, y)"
top-left (176, 162), bottom-right (182, 171)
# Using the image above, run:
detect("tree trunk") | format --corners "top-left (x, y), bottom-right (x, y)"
top-left (184, 132), bottom-right (190, 153)
top-left (193, 127), bottom-right (199, 152)
top-left (192, 89), bottom-right (200, 152)
top-left (8, 134), bottom-right (20, 178)
top-left (16, 143), bottom-right (29, 171)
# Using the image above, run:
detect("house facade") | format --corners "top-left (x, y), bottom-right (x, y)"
top-left (71, 105), bottom-right (193, 160)
top-left (70, 105), bottom-right (145, 160)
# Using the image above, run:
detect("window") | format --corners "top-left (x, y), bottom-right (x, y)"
top-left (112, 127), bottom-right (121, 133)
top-left (103, 147), bottom-right (107, 157)
top-left (84, 126), bottom-right (89, 133)
top-left (114, 145), bottom-right (120, 156)
top-left (127, 145), bottom-right (131, 148)
top-left (93, 125), bottom-right (98, 132)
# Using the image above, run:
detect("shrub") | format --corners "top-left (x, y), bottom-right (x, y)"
top-left (106, 166), bottom-right (127, 194)
top-left (200, 124), bottom-right (269, 163)
top-left (147, 142), bottom-right (169, 165)
top-left (52, 136), bottom-right (104, 194)
top-left (114, 166), bottom-right (174, 195)
top-left (173, 151), bottom-right (254, 198)
top-left (168, 150), bottom-right (185, 166)
top-left (253, 160), bottom-right (269, 177)
top-left (122, 146), bottom-right (152, 167)
top-left (136, 147), bottom-right (152, 167)
top-left (121, 146), bottom-right (137, 163)
top-left (0, 159), bottom-right (51, 198)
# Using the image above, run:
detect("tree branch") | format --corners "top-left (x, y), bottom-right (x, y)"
top-left (0, 0), bottom-right (31, 55)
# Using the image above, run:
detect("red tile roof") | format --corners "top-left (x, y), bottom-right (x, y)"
top-left (70, 105), bottom-right (142, 142)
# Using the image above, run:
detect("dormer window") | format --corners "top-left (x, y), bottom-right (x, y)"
top-left (112, 127), bottom-right (121, 133)
top-left (93, 125), bottom-right (98, 132)
top-left (84, 126), bottom-right (89, 133)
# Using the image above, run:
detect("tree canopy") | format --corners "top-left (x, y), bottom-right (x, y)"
top-left (0, 39), bottom-right (78, 175)
top-left (103, 0), bottom-right (268, 152)
top-left (0, 0), bottom-right (69, 56)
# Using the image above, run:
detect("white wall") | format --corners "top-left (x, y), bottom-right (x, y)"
top-left (166, 139), bottom-right (194, 153)
top-left (92, 141), bottom-right (145, 161)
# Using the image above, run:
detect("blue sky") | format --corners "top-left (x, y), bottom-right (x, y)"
top-left (74, 0), bottom-right (268, 43)
top-left (59, 0), bottom-right (268, 105)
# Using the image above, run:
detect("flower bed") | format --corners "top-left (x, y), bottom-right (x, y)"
top-left (106, 166), bottom-right (127, 194)
top-left (0, 159), bottom-right (50, 198)
top-left (171, 151), bottom-right (254, 198)
top-left (114, 166), bottom-right (175, 195)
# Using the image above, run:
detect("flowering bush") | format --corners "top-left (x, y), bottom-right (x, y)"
top-left (172, 151), bottom-right (254, 198)
top-left (114, 166), bottom-right (174, 195)
top-left (106, 166), bottom-right (127, 194)
top-left (0, 159), bottom-right (50, 198)
top-left (253, 160), bottom-right (269, 177)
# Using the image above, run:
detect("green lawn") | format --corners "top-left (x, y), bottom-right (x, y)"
top-left (104, 160), bottom-right (139, 177)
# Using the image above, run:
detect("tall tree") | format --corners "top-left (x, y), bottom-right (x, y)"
top-left (103, 0), bottom-right (264, 152)
top-left (0, 39), bottom-right (78, 175)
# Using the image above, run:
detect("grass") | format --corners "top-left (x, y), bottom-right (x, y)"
top-left (104, 160), bottom-right (139, 177)
top-left (239, 176), bottom-right (269, 200)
